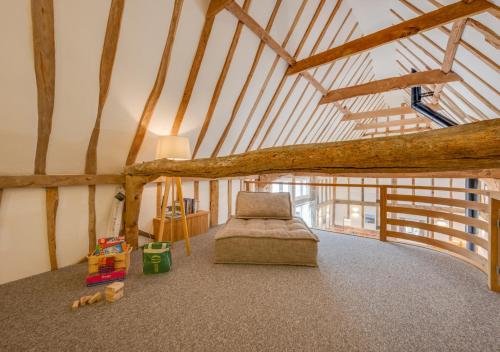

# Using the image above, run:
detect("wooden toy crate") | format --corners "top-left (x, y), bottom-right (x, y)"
top-left (87, 247), bottom-right (132, 274)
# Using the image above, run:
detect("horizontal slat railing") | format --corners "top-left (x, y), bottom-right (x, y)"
top-left (386, 230), bottom-right (488, 273)
top-left (243, 180), bottom-right (498, 291)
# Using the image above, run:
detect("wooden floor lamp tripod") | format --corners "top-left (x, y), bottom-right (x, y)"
top-left (155, 136), bottom-right (191, 256)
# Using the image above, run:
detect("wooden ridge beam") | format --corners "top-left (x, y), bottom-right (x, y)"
top-left (126, 0), bottom-right (183, 165)
top-left (0, 175), bottom-right (124, 189)
top-left (355, 117), bottom-right (429, 131)
top-left (85, 0), bottom-right (124, 174)
top-left (320, 69), bottom-right (461, 104)
top-left (286, 0), bottom-right (495, 75)
top-left (31, 0), bottom-right (55, 175)
top-left (191, 0), bottom-right (251, 159)
top-left (342, 105), bottom-right (439, 121)
top-left (126, 119), bottom-right (500, 178)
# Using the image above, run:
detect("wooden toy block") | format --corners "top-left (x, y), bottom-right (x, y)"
top-left (105, 281), bottom-right (124, 294)
top-left (71, 300), bottom-right (79, 310)
top-left (105, 289), bottom-right (124, 303)
top-left (88, 292), bottom-right (102, 304)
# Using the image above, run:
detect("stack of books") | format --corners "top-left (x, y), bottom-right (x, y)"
top-left (163, 198), bottom-right (198, 217)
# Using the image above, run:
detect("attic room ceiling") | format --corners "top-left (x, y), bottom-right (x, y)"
top-left (0, 0), bottom-right (498, 177)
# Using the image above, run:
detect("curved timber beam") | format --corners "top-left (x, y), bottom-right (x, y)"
top-left (126, 119), bottom-right (500, 178)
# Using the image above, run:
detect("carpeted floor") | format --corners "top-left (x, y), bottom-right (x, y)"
top-left (0, 229), bottom-right (498, 352)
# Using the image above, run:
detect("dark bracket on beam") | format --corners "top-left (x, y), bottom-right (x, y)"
top-left (410, 69), bottom-right (457, 128)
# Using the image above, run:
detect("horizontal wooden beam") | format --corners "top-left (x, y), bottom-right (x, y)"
top-left (320, 70), bottom-right (461, 104)
top-left (355, 117), bottom-right (429, 130)
top-left (0, 175), bottom-right (124, 189)
top-left (126, 119), bottom-right (500, 178)
top-left (363, 126), bottom-right (431, 137)
top-left (342, 104), bottom-right (440, 121)
top-left (286, 0), bottom-right (495, 75)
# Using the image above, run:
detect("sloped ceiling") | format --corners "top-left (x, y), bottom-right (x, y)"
top-left (0, 0), bottom-right (498, 176)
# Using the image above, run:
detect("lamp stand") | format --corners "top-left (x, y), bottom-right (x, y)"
top-left (157, 176), bottom-right (191, 256)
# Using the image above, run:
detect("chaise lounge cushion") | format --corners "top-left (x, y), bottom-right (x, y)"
top-left (214, 217), bottom-right (319, 266)
top-left (235, 192), bottom-right (292, 220)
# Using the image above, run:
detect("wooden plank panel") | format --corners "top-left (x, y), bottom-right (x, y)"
top-left (387, 218), bottom-right (488, 249)
top-left (387, 205), bottom-right (489, 231)
top-left (0, 175), bottom-right (124, 189)
top-left (46, 187), bottom-right (59, 270)
top-left (192, 0), bottom-right (251, 158)
top-left (287, 0), bottom-right (495, 75)
top-left (126, 0), bottom-right (183, 165)
top-left (31, 0), bottom-right (55, 175)
top-left (320, 70), bottom-right (461, 104)
top-left (127, 119), bottom-right (500, 179)
top-left (387, 230), bottom-right (488, 273)
top-left (386, 194), bottom-right (488, 212)
top-left (85, 0), bottom-right (124, 174)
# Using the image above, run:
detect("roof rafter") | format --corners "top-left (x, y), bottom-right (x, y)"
top-left (354, 117), bottom-right (429, 130)
top-left (319, 69), bottom-right (461, 104)
top-left (286, 0), bottom-right (495, 75)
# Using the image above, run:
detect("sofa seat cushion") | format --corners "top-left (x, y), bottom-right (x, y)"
top-left (214, 217), bottom-right (319, 267)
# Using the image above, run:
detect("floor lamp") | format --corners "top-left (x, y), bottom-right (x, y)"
top-left (156, 135), bottom-right (191, 256)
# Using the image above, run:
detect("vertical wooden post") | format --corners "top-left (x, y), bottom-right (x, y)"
top-left (124, 175), bottom-right (147, 248)
top-left (379, 186), bottom-right (388, 242)
top-left (245, 180), bottom-right (250, 191)
top-left (175, 177), bottom-right (191, 256)
top-left (194, 180), bottom-right (199, 213)
top-left (157, 177), bottom-right (171, 241)
top-left (210, 180), bottom-right (219, 227)
top-left (46, 187), bottom-right (58, 270)
top-left (227, 179), bottom-right (232, 218)
top-left (88, 185), bottom-right (96, 254)
top-left (488, 197), bottom-right (499, 292)
top-left (156, 181), bottom-right (162, 218)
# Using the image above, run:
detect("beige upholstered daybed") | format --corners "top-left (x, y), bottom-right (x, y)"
top-left (214, 192), bottom-right (319, 266)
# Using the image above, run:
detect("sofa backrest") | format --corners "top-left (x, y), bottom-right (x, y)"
top-left (235, 192), bottom-right (292, 220)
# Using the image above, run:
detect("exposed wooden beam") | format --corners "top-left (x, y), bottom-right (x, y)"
top-left (363, 126), bottom-right (431, 137)
top-left (46, 187), bottom-right (59, 270)
top-left (210, 0), bottom-right (282, 157)
top-left (124, 175), bottom-right (149, 248)
top-left (354, 117), bottom-right (429, 130)
top-left (88, 185), bottom-right (96, 254)
top-left (170, 3), bottom-right (215, 135)
top-left (399, 0), bottom-right (499, 72)
top-left (342, 105), bottom-right (439, 121)
top-left (127, 119), bottom-right (500, 178)
top-left (209, 180), bottom-right (219, 226)
top-left (467, 18), bottom-right (500, 49)
top-left (286, 0), bottom-right (495, 75)
top-left (85, 0), bottom-right (124, 174)
top-left (126, 0), bottom-right (183, 165)
top-left (0, 175), bottom-right (124, 189)
top-left (229, 1), bottom-right (307, 154)
top-left (192, 0), bottom-right (251, 158)
top-left (320, 69), bottom-right (460, 104)
top-left (433, 18), bottom-right (467, 103)
top-left (206, 0), bottom-right (233, 18)
top-left (31, 0), bottom-right (55, 175)
top-left (225, 1), bottom-right (328, 98)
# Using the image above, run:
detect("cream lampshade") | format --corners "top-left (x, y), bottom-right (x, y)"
top-left (156, 135), bottom-right (191, 160)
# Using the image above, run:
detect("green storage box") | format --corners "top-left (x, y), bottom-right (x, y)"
top-left (143, 242), bottom-right (172, 274)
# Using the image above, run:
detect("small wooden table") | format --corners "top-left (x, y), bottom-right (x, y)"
top-left (153, 211), bottom-right (209, 242)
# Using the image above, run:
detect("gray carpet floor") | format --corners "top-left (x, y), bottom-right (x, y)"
top-left (0, 229), bottom-right (499, 352)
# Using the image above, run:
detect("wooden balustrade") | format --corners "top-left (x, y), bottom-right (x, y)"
top-left (242, 180), bottom-right (499, 291)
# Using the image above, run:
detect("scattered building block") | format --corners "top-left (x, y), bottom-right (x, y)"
top-left (71, 300), bottom-right (79, 310)
top-left (88, 292), bottom-right (102, 304)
